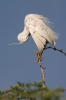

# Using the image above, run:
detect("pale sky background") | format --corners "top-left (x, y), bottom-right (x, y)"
top-left (0, 0), bottom-right (66, 90)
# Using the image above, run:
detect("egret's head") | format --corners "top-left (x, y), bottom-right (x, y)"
top-left (17, 32), bottom-right (29, 43)
top-left (7, 32), bottom-right (29, 45)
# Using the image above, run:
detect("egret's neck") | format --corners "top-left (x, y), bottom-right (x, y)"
top-left (17, 27), bottom-right (30, 43)
top-left (24, 26), bottom-right (29, 34)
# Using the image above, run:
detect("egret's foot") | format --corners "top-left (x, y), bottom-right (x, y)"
top-left (36, 51), bottom-right (41, 62)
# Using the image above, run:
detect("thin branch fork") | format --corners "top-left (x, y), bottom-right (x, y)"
top-left (35, 46), bottom-right (66, 87)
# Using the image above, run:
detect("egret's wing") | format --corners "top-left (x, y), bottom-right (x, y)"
top-left (27, 25), bottom-right (47, 53)
top-left (32, 31), bottom-right (47, 52)
top-left (35, 19), bottom-right (58, 46)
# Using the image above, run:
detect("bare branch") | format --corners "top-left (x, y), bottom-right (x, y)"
top-left (44, 46), bottom-right (66, 56)
top-left (35, 51), bottom-right (46, 88)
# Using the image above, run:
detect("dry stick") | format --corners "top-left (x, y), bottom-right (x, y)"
top-left (39, 59), bottom-right (46, 88)
top-left (35, 52), bottom-right (46, 88)
top-left (44, 46), bottom-right (66, 56)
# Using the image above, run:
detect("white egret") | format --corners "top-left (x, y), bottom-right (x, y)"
top-left (9, 14), bottom-right (58, 54)
top-left (17, 14), bottom-right (58, 54)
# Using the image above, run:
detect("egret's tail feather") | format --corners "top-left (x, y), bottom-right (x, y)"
top-left (7, 42), bottom-right (22, 45)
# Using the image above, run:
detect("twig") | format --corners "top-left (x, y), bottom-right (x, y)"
top-left (44, 46), bottom-right (66, 56)
top-left (39, 60), bottom-right (46, 88)
top-left (35, 51), bottom-right (46, 88)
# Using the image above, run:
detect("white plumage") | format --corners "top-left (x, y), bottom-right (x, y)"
top-left (17, 14), bottom-right (58, 54)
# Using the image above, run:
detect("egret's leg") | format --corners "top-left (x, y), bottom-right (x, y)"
top-left (36, 51), bottom-right (41, 62)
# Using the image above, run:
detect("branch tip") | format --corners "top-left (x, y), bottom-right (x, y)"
top-left (44, 46), bottom-right (66, 56)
